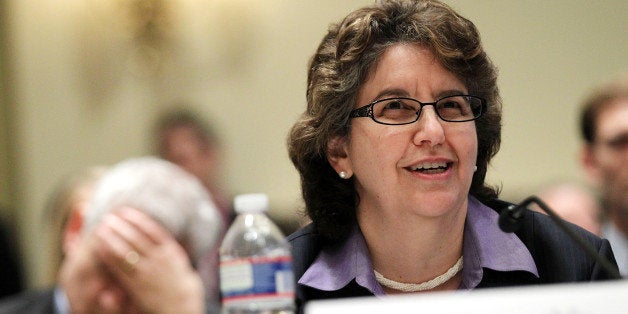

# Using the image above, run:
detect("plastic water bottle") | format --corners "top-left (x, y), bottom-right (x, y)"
top-left (219, 193), bottom-right (295, 314)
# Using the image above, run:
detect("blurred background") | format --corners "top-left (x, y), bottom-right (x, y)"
top-left (0, 0), bottom-right (626, 290)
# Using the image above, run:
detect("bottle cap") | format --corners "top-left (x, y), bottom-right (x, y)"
top-left (234, 193), bottom-right (269, 214)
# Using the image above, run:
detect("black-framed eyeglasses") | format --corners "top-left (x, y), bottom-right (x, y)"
top-left (349, 95), bottom-right (486, 125)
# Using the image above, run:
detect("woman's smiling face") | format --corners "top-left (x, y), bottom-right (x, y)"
top-left (330, 43), bottom-right (478, 219)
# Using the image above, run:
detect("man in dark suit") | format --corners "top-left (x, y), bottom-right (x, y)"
top-left (579, 77), bottom-right (628, 276)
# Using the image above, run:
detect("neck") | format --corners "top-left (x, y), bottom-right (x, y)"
top-left (359, 208), bottom-right (466, 285)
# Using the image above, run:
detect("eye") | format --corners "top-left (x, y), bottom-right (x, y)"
top-left (440, 99), bottom-right (463, 109)
top-left (606, 134), bottom-right (628, 150)
top-left (436, 96), bottom-right (473, 120)
top-left (372, 98), bottom-right (419, 124)
top-left (382, 100), bottom-right (406, 110)
top-left (381, 99), bottom-right (416, 111)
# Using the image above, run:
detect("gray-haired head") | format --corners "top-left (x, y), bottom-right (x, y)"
top-left (83, 156), bottom-right (222, 264)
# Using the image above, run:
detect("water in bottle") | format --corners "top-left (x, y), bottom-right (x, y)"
top-left (220, 193), bottom-right (295, 314)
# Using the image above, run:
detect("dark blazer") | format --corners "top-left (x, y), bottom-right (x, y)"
top-left (0, 288), bottom-right (55, 314)
top-left (287, 199), bottom-right (619, 313)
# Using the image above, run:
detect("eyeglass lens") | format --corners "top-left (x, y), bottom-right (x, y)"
top-left (372, 96), bottom-right (482, 124)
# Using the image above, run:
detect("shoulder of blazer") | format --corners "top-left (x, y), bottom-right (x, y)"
top-left (288, 224), bottom-right (321, 281)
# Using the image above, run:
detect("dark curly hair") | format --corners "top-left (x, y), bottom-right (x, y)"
top-left (288, 0), bottom-right (502, 242)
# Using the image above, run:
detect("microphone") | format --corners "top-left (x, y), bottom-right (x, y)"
top-left (499, 195), bottom-right (621, 280)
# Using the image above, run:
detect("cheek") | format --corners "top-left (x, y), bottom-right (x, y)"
top-left (447, 126), bottom-right (478, 163)
top-left (467, 138), bottom-right (479, 164)
top-left (598, 152), bottom-right (622, 174)
top-left (348, 128), bottom-right (405, 172)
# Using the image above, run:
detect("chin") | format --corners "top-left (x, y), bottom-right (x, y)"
top-left (413, 192), bottom-right (467, 216)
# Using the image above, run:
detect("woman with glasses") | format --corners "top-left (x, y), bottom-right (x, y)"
top-left (286, 0), bottom-right (618, 311)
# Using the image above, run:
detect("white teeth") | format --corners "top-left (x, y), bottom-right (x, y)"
top-left (411, 162), bottom-right (448, 171)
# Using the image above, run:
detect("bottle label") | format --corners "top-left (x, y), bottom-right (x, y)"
top-left (220, 255), bottom-right (295, 305)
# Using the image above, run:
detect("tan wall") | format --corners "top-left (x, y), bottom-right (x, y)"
top-left (2, 0), bottom-right (627, 288)
top-left (1, 0), bottom-right (13, 215)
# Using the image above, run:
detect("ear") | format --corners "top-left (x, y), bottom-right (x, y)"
top-left (62, 207), bottom-right (85, 255)
top-left (580, 144), bottom-right (602, 186)
top-left (327, 136), bottom-right (353, 178)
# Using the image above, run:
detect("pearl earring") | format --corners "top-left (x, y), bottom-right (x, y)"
top-left (474, 166), bottom-right (478, 172)
top-left (339, 171), bottom-right (347, 179)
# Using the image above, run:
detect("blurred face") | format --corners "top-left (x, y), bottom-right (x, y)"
top-left (584, 99), bottom-right (628, 214)
top-left (330, 44), bottom-right (477, 222)
top-left (159, 126), bottom-right (216, 186)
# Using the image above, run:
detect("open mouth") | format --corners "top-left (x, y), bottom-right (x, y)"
top-left (407, 162), bottom-right (452, 174)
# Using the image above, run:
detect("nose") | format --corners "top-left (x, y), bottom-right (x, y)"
top-left (412, 106), bottom-right (445, 146)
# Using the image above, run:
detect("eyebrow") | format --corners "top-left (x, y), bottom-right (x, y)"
top-left (369, 88), bottom-right (468, 103)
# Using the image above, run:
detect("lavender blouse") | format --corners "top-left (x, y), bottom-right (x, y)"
top-left (298, 196), bottom-right (538, 295)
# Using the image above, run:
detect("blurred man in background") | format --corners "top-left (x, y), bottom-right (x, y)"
top-left (154, 108), bottom-right (235, 305)
top-left (0, 157), bottom-right (223, 313)
top-left (580, 76), bottom-right (628, 277)
top-left (154, 108), bottom-right (232, 221)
